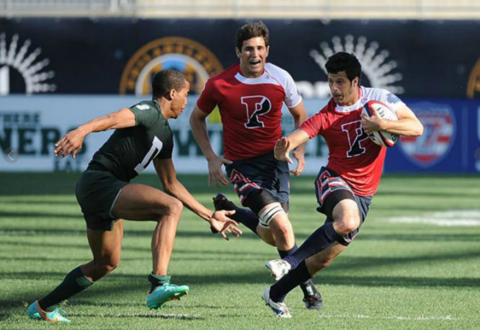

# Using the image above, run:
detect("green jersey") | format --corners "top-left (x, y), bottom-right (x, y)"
top-left (87, 100), bottom-right (174, 182)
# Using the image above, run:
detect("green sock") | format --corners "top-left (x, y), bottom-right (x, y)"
top-left (38, 266), bottom-right (94, 310)
top-left (148, 273), bottom-right (171, 292)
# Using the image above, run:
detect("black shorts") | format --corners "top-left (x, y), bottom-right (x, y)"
top-left (225, 152), bottom-right (290, 210)
top-left (75, 170), bottom-right (128, 231)
top-left (315, 167), bottom-right (372, 246)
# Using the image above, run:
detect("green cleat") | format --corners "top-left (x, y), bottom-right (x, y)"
top-left (27, 301), bottom-right (71, 323)
top-left (146, 283), bottom-right (190, 309)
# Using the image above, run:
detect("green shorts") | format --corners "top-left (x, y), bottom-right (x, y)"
top-left (75, 170), bottom-right (128, 231)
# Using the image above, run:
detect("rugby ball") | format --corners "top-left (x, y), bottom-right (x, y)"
top-left (362, 101), bottom-right (399, 147)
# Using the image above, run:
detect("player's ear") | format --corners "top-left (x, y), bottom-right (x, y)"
top-left (235, 47), bottom-right (241, 58)
top-left (165, 89), bottom-right (175, 101)
top-left (265, 45), bottom-right (270, 58)
top-left (352, 77), bottom-right (359, 88)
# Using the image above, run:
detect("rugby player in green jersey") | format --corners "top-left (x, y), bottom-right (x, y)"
top-left (27, 69), bottom-right (242, 323)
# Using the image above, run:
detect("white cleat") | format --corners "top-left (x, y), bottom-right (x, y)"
top-left (262, 287), bottom-right (292, 318)
top-left (266, 259), bottom-right (291, 280)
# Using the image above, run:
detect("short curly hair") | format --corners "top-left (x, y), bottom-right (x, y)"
top-left (235, 21), bottom-right (269, 51)
top-left (325, 52), bottom-right (362, 82)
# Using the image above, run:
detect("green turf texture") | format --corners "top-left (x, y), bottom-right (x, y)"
top-left (1, 172), bottom-right (480, 329)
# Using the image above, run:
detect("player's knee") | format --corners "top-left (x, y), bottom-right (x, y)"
top-left (95, 259), bottom-right (120, 274)
top-left (269, 217), bottom-right (292, 238)
top-left (164, 198), bottom-right (183, 219)
top-left (334, 216), bottom-right (360, 235)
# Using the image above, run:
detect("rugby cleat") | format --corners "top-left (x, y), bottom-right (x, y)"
top-left (302, 283), bottom-right (323, 310)
top-left (262, 287), bottom-right (292, 318)
top-left (146, 283), bottom-right (189, 309)
top-left (212, 193), bottom-right (237, 211)
top-left (27, 300), bottom-right (71, 323)
top-left (266, 259), bottom-right (291, 281)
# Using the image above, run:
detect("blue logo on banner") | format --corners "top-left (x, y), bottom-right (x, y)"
top-left (399, 102), bottom-right (455, 167)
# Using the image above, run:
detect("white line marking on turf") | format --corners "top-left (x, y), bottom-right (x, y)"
top-left (388, 209), bottom-right (480, 227)
top-left (69, 312), bottom-right (202, 319)
top-left (318, 313), bottom-right (457, 321)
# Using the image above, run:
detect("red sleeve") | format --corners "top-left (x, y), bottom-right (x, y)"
top-left (196, 79), bottom-right (217, 114)
top-left (299, 110), bottom-right (325, 139)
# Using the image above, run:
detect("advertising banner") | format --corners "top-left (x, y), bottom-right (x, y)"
top-left (1, 96), bottom-right (479, 174)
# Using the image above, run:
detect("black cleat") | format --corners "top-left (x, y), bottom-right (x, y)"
top-left (302, 283), bottom-right (323, 310)
top-left (212, 193), bottom-right (237, 211)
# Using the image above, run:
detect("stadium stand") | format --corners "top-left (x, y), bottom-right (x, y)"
top-left (0, 0), bottom-right (480, 18)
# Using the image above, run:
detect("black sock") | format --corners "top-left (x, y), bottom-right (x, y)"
top-left (38, 266), bottom-right (94, 310)
top-left (229, 208), bottom-right (259, 235)
top-left (277, 245), bottom-right (298, 259)
top-left (283, 222), bottom-right (341, 269)
top-left (278, 245), bottom-right (316, 299)
top-left (148, 273), bottom-right (171, 292)
top-left (270, 260), bottom-right (311, 302)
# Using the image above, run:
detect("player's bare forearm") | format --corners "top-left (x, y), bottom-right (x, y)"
top-left (382, 117), bottom-right (424, 136)
top-left (190, 106), bottom-right (232, 186)
top-left (54, 108), bottom-right (136, 158)
top-left (166, 179), bottom-right (213, 221)
top-left (362, 105), bottom-right (423, 137)
top-left (289, 102), bottom-right (308, 153)
top-left (80, 108), bottom-right (136, 134)
top-left (190, 106), bottom-right (217, 160)
top-left (164, 181), bottom-right (242, 240)
top-left (155, 158), bottom-right (213, 221)
top-left (285, 129), bottom-right (310, 151)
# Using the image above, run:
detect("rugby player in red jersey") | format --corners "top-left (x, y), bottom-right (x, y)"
top-left (190, 22), bottom-right (322, 310)
top-left (263, 52), bottom-right (423, 318)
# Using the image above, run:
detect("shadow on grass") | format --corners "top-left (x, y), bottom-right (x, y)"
top-left (0, 211), bottom-right (82, 219)
top-left (2, 200), bottom-right (79, 206)
top-left (0, 227), bottom-right (265, 242)
top-left (2, 271), bottom-right (479, 318)
top-left (2, 260), bottom-right (480, 321)
top-left (3, 227), bottom-right (480, 244)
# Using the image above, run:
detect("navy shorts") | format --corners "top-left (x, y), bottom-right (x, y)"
top-left (315, 167), bottom-right (372, 246)
top-left (225, 152), bottom-right (290, 210)
top-left (75, 170), bottom-right (127, 231)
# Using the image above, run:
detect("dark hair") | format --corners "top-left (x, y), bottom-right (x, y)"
top-left (235, 21), bottom-right (269, 51)
top-left (325, 52), bottom-right (362, 82)
top-left (152, 69), bottom-right (186, 99)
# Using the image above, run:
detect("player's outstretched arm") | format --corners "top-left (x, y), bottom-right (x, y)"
top-left (274, 129), bottom-right (310, 165)
top-left (190, 106), bottom-right (232, 187)
top-left (54, 108), bottom-right (136, 158)
top-left (153, 158), bottom-right (242, 240)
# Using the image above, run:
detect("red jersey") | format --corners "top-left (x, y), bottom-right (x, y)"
top-left (300, 87), bottom-right (405, 196)
top-left (197, 63), bottom-right (302, 160)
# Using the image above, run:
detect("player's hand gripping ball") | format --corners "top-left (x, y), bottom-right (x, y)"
top-left (362, 101), bottom-right (399, 147)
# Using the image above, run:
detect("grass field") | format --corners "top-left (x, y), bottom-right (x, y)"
top-left (1, 172), bottom-right (480, 330)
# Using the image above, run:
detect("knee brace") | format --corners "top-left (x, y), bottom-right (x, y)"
top-left (258, 203), bottom-right (286, 229)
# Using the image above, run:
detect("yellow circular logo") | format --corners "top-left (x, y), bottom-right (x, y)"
top-left (467, 57), bottom-right (480, 99)
top-left (119, 37), bottom-right (223, 95)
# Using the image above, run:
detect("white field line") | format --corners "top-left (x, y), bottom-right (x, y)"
top-left (68, 312), bottom-right (202, 319)
top-left (318, 313), bottom-right (458, 321)
top-left (388, 209), bottom-right (480, 227)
